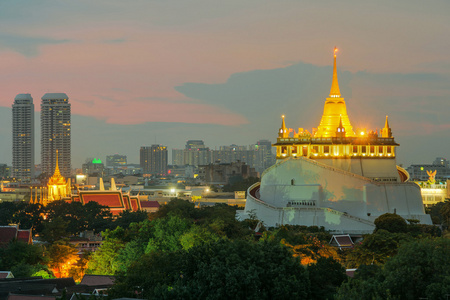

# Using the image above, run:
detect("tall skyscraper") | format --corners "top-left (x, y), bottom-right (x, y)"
top-left (140, 145), bottom-right (168, 175)
top-left (12, 94), bottom-right (35, 182)
top-left (41, 93), bottom-right (71, 178)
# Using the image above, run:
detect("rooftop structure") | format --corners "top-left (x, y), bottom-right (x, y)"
top-left (239, 48), bottom-right (432, 233)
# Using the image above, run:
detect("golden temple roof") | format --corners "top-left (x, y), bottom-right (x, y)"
top-left (48, 150), bottom-right (67, 186)
top-left (315, 47), bottom-right (355, 138)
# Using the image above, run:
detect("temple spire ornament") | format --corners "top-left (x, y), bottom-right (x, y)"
top-left (315, 47), bottom-right (355, 137)
top-left (381, 115), bottom-right (392, 138)
top-left (278, 115), bottom-right (289, 138)
top-left (329, 47), bottom-right (341, 98)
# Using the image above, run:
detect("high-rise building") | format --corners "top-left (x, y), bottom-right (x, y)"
top-left (12, 94), bottom-right (35, 182)
top-left (172, 140), bottom-right (211, 167)
top-left (106, 154), bottom-right (127, 167)
top-left (140, 145), bottom-right (168, 175)
top-left (41, 93), bottom-right (71, 178)
top-left (256, 139), bottom-right (275, 169)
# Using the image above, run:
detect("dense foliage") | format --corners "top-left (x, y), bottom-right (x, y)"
top-left (2, 199), bottom-right (450, 299)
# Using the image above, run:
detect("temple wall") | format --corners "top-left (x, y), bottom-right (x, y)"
top-left (257, 157), bottom-right (432, 227)
top-left (317, 158), bottom-right (400, 180)
top-left (243, 192), bottom-right (375, 233)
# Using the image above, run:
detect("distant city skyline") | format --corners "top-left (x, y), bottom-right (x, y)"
top-left (0, 1), bottom-right (449, 168)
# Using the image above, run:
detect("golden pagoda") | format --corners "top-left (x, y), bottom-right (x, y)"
top-left (46, 150), bottom-right (71, 203)
top-left (315, 47), bottom-right (355, 137)
top-left (273, 48), bottom-right (401, 181)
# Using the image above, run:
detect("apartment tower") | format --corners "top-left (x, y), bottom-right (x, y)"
top-left (140, 145), bottom-right (168, 175)
top-left (12, 94), bottom-right (35, 182)
top-left (41, 93), bottom-right (71, 178)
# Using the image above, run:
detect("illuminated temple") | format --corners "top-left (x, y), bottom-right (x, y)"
top-left (31, 151), bottom-right (142, 215)
top-left (241, 48), bottom-right (432, 233)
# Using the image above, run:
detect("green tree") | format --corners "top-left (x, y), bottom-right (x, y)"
top-left (440, 200), bottom-right (450, 228)
top-left (336, 265), bottom-right (385, 300)
top-left (46, 242), bottom-right (79, 278)
top-left (381, 238), bottom-right (450, 300)
top-left (0, 241), bottom-right (46, 271)
top-left (345, 230), bottom-right (411, 268)
top-left (338, 238), bottom-right (450, 300)
top-left (307, 257), bottom-right (347, 300)
top-left (374, 213), bottom-right (408, 233)
top-left (179, 224), bottom-right (220, 250)
top-left (145, 215), bottom-right (191, 253)
top-left (41, 216), bottom-right (70, 243)
top-left (112, 210), bottom-right (149, 230)
top-left (151, 198), bottom-right (199, 220)
top-left (111, 239), bottom-right (310, 299)
top-left (87, 237), bottom-right (125, 275)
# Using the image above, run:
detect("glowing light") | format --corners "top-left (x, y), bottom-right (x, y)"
top-left (360, 131), bottom-right (365, 136)
top-left (170, 188), bottom-right (175, 193)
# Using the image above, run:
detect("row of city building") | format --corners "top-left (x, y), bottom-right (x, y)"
top-left (83, 140), bottom-right (271, 181)
top-left (9, 91), bottom-right (274, 183)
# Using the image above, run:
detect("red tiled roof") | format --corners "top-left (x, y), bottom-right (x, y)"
top-left (330, 234), bottom-right (354, 249)
top-left (335, 236), bottom-right (353, 247)
top-left (140, 201), bottom-right (160, 208)
top-left (17, 229), bottom-right (32, 244)
top-left (346, 268), bottom-right (357, 277)
top-left (129, 197), bottom-right (141, 211)
top-left (0, 271), bottom-right (13, 279)
top-left (0, 226), bottom-right (18, 245)
top-left (79, 192), bottom-right (124, 209)
top-left (80, 275), bottom-right (115, 286)
top-left (122, 195), bottom-right (131, 210)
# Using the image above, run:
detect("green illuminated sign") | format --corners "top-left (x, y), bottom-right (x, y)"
top-left (92, 158), bottom-right (102, 164)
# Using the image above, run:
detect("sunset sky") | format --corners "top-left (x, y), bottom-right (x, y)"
top-left (0, 0), bottom-right (449, 167)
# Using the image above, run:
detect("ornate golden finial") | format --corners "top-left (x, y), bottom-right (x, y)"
top-left (329, 47), bottom-right (341, 98)
top-left (48, 150), bottom-right (66, 186)
top-left (381, 115), bottom-right (392, 138)
top-left (279, 115), bottom-right (289, 138)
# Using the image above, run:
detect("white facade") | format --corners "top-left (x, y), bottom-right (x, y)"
top-left (12, 94), bottom-right (35, 182)
top-left (41, 93), bottom-right (71, 178)
top-left (241, 156), bottom-right (432, 233)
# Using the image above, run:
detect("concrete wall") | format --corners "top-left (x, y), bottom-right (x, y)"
top-left (251, 157), bottom-right (432, 230)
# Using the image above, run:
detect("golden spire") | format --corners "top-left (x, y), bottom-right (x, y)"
top-left (48, 150), bottom-right (66, 185)
top-left (279, 115), bottom-right (289, 138)
top-left (381, 115), bottom-right (392, 138)
top-left (329, 47), bottom-right (341, 98)
top-left (315, 47), bottom-right (355, 138)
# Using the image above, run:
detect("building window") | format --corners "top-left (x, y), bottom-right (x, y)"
top-left (370, 146), bottom-right (375, 153)
top-left (324, 146), bottom-right (330, 153)
top-left (361, 146), bottom-right (366, 153)
top-left (379, 146), bottom-right (383, 153)
top-left (352, 146), bottom-right (358, 153)
top-left (387, 147), bottom-right (392, 153)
